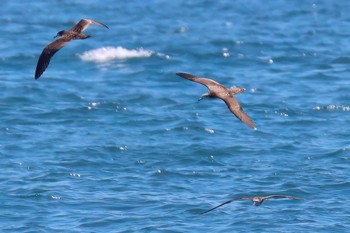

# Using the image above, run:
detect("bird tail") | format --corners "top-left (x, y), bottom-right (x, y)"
top-left (79, 34), bottom-right (91, 39)
top-left (228, 87), bottom-right (245, 95)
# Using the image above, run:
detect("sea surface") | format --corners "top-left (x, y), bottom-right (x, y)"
top-left (1, 0), bottom-right (350, 232)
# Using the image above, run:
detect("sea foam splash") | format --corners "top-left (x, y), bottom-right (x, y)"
top-left (78, 46), bottom-right (153, 63)
top-left (313, 105), bottom-right (350, 111)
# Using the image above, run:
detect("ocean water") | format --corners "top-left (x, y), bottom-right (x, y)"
top-left (1, 0), bottom-right (350, 232)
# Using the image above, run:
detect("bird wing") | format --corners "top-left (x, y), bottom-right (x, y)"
top-left (264, 195), bottom-right (305, 201)
top-left (35, 38), bottom-right (69, 79)
top-left (71, 19), bottom-right (109, 33)
top-left (176, 72), bottom-right (224, 91)
top-left (223, 95), bottom-right (256, 129)
top-left (200, 197), bottom-right (250, 215)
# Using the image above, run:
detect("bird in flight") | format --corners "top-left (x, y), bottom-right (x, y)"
top-left (35, 19), bottom-right (109, 79)
top-left (201, 195), bottom-right (305, 214)
top-left (176, 72), bottom-right (256, 129)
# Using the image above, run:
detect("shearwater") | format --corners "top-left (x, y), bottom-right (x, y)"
top-left (35, 19), bottom-right (109, 79)
top-left (176, 72), bottom-right (256, 129)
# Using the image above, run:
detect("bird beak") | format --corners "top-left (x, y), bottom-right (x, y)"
top-left (53, 35), bottom-right (58, 38)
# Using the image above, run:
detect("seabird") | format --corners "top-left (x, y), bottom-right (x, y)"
top-left (35, 19), bottom-right (109, 79)
top-left (201, 195), bottom-right (305, 214)
top-left (176, 72), bottom-right (256, 129)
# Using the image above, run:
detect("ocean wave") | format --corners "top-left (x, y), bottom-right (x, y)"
top-left (78, 46), bottom-right (153, 63)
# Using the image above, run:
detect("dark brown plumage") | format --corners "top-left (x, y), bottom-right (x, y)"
top-left (35, 19), bottom-right (109, 79)
top-left (176, 72), bottom-right (256, 129)
top-left (201, 195), bottom-right (305, 214)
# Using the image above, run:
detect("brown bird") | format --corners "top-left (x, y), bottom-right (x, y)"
top-left (176, 72), bottom-right (256, 129)
top-left (35, 19), bottom-right (109, 79)
top-left (201, 195), bottom-right (305, 214)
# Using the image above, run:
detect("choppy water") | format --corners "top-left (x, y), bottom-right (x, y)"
top-left (1, 0), bottom-right (350, 232)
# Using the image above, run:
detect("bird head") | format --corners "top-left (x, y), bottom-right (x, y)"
top-left (54, 30), bottom-right (66, 38)
top-left (252, 197), bottom-right (263, 206)
top-left (252, 201), bottom-right (262, 206)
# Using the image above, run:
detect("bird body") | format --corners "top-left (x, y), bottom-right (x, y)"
top-left (35, 19), bottom-right (109, 79)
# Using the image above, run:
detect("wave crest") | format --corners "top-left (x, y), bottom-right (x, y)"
top-left (78, 46), bottom-right (153, 62)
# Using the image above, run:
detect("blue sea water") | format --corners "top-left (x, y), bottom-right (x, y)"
top-left (1, 0), bottom-right (350, 232)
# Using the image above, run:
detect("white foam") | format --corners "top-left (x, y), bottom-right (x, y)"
top-left (314, 105), bottom-right (350, 111)
top-left (204, 128), bottom-right (215, 134)
top-left (78, 46), bottom-right (153, 63)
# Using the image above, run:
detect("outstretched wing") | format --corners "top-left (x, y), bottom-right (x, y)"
top-left (264, 195), bottom-right (305, 201)
top-left (71, 19), bottom-right (109, 33)
top-left (223, 96), bottom-right (256, 129)
top-left (35, 38), bottom-right (69, 79)
top-left (200, 197), bottom-right (251, 215)
top-left (176, 72), bottom-right (224, 91)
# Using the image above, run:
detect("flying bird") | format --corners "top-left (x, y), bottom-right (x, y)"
top-left (176, 72), bottom-right (256, 129)
top-left (35, 19), bottom-right (109, 79)
top-left (201, 195), bottom-right (305, 214)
